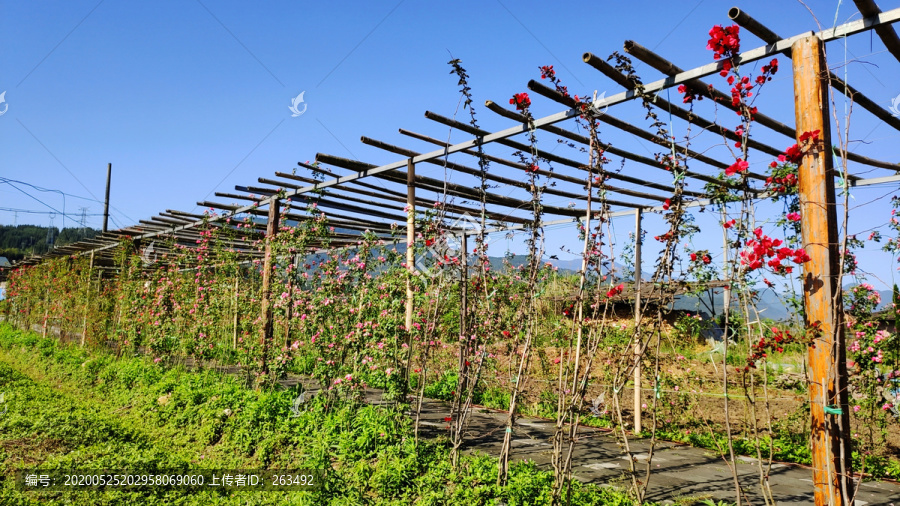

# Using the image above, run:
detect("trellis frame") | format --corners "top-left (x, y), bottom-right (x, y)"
top-left (10, 6), bottom-right (900, 504)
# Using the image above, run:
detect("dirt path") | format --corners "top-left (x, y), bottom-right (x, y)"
top-left (275, 372), bottom-right (900, 505)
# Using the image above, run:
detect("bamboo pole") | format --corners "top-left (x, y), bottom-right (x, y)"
top-left (722, 207), bottom-right (732, 318)
top-left (853, 0), bottom-right (900, 64)
top-left (459, 232), bottom-right (467, 359)
top-left (405, 160), bottom-right (416, 379)
top-left (259, 198), bottom-right (281, 378)
top-left (730, 6), bottom-right (900, 142)
top-left (633, 208), bottom-right (643, 434)
top-left (232, 276), bottom-right (239, 349)
top-left (284, 274), bottom-right (293, 347)
top-left (482, 101), bottom-right (715, 197)
top-left (792, 35), bottom-right (852, 506)
top-left (457, 232), bottom-right (468, 422)
top-left (81, 251), bottom-right (94, 347)
top-left (424, 110), bottom-right (695, 200)
top-left (42, 288), bottom-right (49, 339)
top-left (405, 160), bottom-right (416, 329)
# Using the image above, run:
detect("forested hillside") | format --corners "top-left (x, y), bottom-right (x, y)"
top-left (0, 225), bottom-right (100, 261)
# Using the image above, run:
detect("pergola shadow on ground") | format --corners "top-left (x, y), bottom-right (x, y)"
top-left (332, 380), bottom-right (900, 506)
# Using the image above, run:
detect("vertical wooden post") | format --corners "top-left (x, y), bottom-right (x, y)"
top-left (792, 35), bottom-right (851, 506)
top-left (405, 160), bottom-right (416, 333)
top-left (259, 198), bottom-right (281, 378)
top-left (232, 276), bottom-right (239, 349)
top-left (42, 288), bottom-right (49, 339)
top-left (459, 232), bottom-right (468, 359)
top-left (722, 207), bottom-right (731, 318)
top-left (81, 251), bottom-right (94, 347)
top-left (284, 274), bottom-right (294, 347)
top-left (633, 208), bottom-right (643, 434)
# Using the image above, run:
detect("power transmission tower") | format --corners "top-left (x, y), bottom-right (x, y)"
top-left (48, 213), bottom-right (56, 247)
top-left (78, 207), bottom-right (89, 239)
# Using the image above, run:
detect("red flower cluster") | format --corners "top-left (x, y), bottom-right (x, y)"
top-left (539, 65), bottom-right (555, 80)
top-left (755, 59), bottom-right (779, 84)
top-left (772, 130), bottom-right (820, 168)
top-left (745, 326), bottom-right (797, 370)
top-left (708, 24), bottom-right (740, 59)
top-left (799, 129), bottom-right (820, 144)
top-left (740, 228), bottom-right (810, 273)
top-left (708, 25), bottom-right (740, 76)
top-left (654, 230), bottom-right (674, 243)
top-left (689, 252), bottom-right (712, 264)
top-left (677, 83), bottom-right (703, 104)
top-left (727, 75), bottom-right (754, 105)
top-left (540, 64), bottom-right (570, 98)
top-left (779, 144), bottom-right (803, 165)
top-left (662, 198), bottom-right (671, 211)
top-left (529, 164), bottom-right (540, 173)
top-left (658, 154), bottom-right (681, 171)
top-left (764, 172), bottom-right (798, 193)
top-left (606, 283), bottom-right (625, 298)
top-left (723, 219), bottom-right (736, 229)
top-left (725, 159), bottom-right (748, 176)
top-left (510, 92), bottom-right (531, 111)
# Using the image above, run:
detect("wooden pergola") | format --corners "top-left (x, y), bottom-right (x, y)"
top-left (11, 4), bottom-right (900, 504)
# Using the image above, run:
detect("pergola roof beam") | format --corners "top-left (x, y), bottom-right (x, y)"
top-left (729, 6), bottom-right (900, 138)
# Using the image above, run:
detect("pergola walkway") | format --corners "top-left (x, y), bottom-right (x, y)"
top-left (278, 373), bottom-right (900, 505)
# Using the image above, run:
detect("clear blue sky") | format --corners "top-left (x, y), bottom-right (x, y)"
top-left (2, 0), bottom-right (900, 290)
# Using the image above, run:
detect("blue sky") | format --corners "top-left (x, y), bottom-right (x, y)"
top-left (3, 0), bottom-right (900, 290)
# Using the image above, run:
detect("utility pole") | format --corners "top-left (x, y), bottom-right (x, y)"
top-left (102, 163), bottom-right (112, 233)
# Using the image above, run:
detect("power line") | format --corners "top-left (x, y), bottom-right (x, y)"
top-left (0, 176), bottom-right (136, 228)
top-left (2, 181), bottom-right (82, 227)
top-left (0, 177), bottom-right (101, 204)
top-left (0, 207), bottom-right (103, 217)
top-left (16, 119), bottom-right (102, 201)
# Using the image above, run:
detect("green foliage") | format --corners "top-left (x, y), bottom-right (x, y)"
top-left (0, 323), bottom-right (641, 504)
top-left (475, 385), bottom-right (511, 411)
top-left (672, 313), bottom-right (709, 344)
top-left (422, 370), bottom-right (458, 401)
top-left (0, 224), bottom-right (100, 261)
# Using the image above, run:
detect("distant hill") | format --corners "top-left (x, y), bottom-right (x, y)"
top-left (672, 287), bottom-right (796, 322)
top-left (0, 225), bottom-right (101, 262)
top-left (497, 254), bottom-right (630, 278)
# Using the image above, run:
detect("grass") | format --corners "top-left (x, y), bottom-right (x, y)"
top-left (0, 323), bottom-right (643, 505)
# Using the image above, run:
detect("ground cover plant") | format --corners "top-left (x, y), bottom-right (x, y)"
top-left (0, 323), bottom-right (641, 505)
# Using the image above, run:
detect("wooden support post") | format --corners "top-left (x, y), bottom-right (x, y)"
top-left (792, 35), bottom-right (852, 506)
top-left (633, 208), bottom-right (643, 434)
top-left (722, 207), bottom-right (731, 318)
top-left (232, 276), bottom-right (239, 349)
top-left (81, 251), bottom-right (94, 347)
top-left (459, 232), bottom-right (468, 361)
top-left (284, 274), bottom-right (294, 347)
top-left (405, 160), bottom-right (416, 334)
top-left (259, 198), bottom-right (281, 378)
top-left (42, 288), bottom-right (49, 339)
